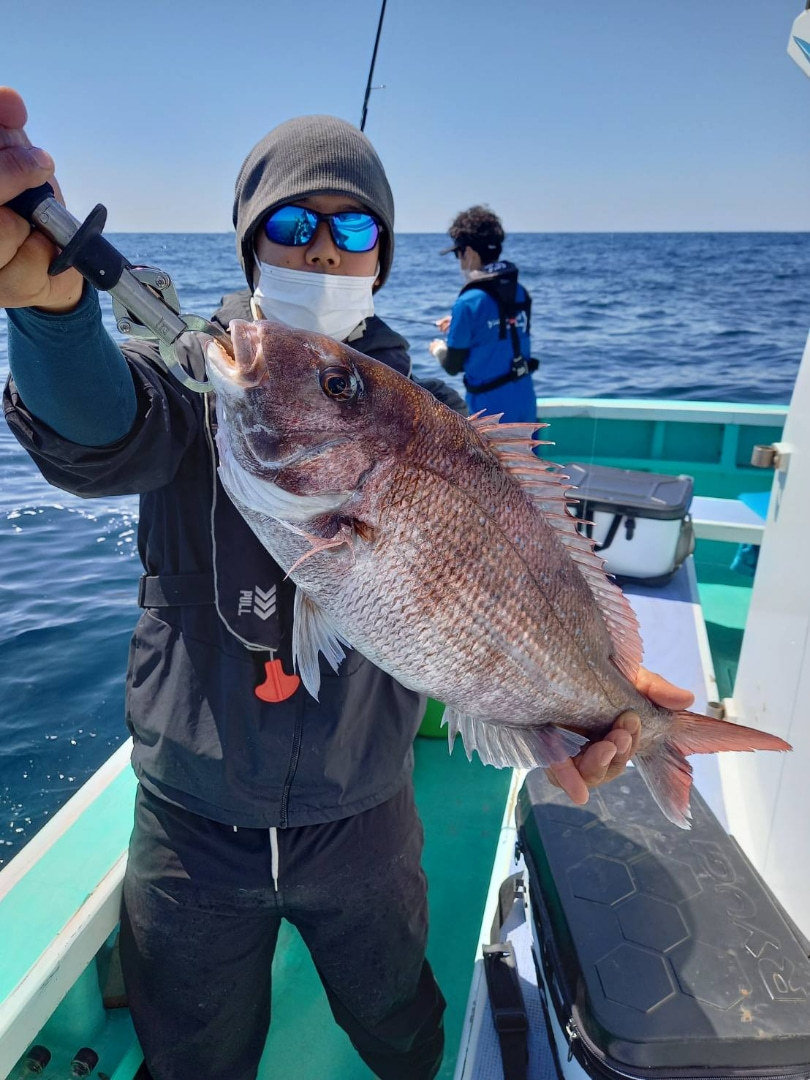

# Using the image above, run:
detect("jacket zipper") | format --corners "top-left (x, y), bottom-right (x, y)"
top-left (279, 712), bottom-right (303, 829)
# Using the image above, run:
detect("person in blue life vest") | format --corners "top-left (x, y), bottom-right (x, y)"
top-left (429, 205), bottom-right (538, 422)
top-left (0, 87), bottom-right (695, 1080)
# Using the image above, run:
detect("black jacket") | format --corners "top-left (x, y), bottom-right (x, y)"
top-left (4, 295), bottom-right (463, 827)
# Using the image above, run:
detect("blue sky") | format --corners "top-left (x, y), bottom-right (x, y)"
top-left (5, 0), bottom-right (809, 232)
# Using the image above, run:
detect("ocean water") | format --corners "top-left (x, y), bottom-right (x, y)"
top-left (0, 231), bottom-right (808, 865)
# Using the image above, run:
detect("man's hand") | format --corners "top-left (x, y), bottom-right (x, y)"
top-left (435, 315), bottom-right (452, 333)
top-left (545, 667), bottom-right (695, 805)
top-left (0, 86), bottom-right (83, 313)
top-left (428, 338), bottom-right (447, 360)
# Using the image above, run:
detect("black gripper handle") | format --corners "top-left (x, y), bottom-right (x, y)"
top-left (6, 181), bottom-right (55, 220)
top-left (6, 182), bottom-right (129, 293)
top-left (48, 203), bottom-right (129, 291)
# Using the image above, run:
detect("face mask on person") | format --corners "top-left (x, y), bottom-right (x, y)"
top-left (253, 261), bottom-right (376, 342)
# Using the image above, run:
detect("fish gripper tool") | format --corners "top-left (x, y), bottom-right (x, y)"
top-left (5, 182), bottom-right (233, 393)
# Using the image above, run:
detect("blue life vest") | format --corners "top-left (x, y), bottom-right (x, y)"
top-left (458, 262), bottom-right (538, 395)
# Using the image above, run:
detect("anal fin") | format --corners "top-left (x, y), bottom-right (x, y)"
top-left (443, 707), bottom-right (588, 768)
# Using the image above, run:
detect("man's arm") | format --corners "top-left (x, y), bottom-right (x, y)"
top-left (7, 286), bottom-right (136, 446)
top-left (429, 292), bottom-right (474, 377)
top-left (429, 341), bottom-right (469, 377)
top-left (1, 87), bottom-right (137, 445)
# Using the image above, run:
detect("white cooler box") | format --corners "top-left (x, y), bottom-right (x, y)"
top-left (564, 462), bottom-right (695, 585)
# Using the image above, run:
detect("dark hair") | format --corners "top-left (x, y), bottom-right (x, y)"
top-left (448, 205), bottom-right (504, 263)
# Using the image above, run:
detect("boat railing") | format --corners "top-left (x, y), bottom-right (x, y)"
top-left (0, 741), bottom-right (139, 1077)
top-left (535, 397), bottom-right (787, 499)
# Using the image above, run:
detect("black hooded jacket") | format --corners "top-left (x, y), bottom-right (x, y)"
top-left (4, 295), bottom-right (464, 828)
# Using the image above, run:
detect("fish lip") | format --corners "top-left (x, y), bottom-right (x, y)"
top-left (205, 320), bottom-right (264, 388)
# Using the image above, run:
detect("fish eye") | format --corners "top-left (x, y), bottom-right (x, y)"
top-left (320, 365), bottom-right (360, 401)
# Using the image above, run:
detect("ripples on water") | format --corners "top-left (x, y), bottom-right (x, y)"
top-left (0, 231), bottom-right (808, 863)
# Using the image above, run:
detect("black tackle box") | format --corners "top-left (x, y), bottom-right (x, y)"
top-left (516, 767), bottom-right (810, 1080)
top-left (563, 463), bottom-right (695, 585)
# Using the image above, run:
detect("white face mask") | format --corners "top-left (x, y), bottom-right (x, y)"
top-left (253, 261), bottom-right (376, 342)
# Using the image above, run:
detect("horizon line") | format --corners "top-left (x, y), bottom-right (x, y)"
top-left (103, 227), bottom-right (810, 235)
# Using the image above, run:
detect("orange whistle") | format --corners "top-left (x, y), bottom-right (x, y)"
top-left (255, 658), bottom-right (300, 703)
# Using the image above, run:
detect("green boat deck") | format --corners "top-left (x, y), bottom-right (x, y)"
top-left (0, 738), bottom-right (511, 1080)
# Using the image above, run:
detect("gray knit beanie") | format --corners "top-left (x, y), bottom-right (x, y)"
top-left (233, 114), bottom-right (395, 290)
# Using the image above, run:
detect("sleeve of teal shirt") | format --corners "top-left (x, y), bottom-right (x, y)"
top-left (6, 285), bottom-right (137, 447)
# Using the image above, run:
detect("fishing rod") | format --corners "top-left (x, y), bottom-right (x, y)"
top-left (383, 313), bottom-right (450, 330)
top-left (360, 0), bottom-right (388, 131)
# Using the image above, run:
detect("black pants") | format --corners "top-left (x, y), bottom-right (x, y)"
top-left (119, 782), bottom-right (446, 1080)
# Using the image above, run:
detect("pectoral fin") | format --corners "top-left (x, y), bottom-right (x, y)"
top-left (292, 589), bottom-right (353, 699)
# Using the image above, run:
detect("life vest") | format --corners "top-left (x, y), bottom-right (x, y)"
top-left (458, 262), bottom-right (538, 395)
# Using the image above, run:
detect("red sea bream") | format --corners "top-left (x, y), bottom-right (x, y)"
top-left (205, 320), bottom-right (790, 828)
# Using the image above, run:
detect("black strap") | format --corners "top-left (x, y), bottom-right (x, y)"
top-left (138, 573), bottom-right (215, 607)
top-left (460, 271), bottom-right (537, 395)
top-left (491, 872), bottom-right (525, 945)
top-left (574, 502), bottom-right (627, 553)
top-left (482, 941), bottom-right (529, 1080)
top-left (464, 356), bottom-right (539, 395)
top-left (459, 273), bottom-right (532, 338)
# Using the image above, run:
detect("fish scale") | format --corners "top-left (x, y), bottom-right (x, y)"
top-left (205, 319), bottom-right (792, 828)
top-left (368, 463), bottom-right (622, 717)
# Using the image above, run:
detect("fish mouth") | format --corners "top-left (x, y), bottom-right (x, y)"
top-left (205, 336), bottom-right (244, 388)
top-left (205, 320), bottom-right (265, 389)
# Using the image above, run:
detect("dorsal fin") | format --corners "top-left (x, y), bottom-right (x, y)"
top-left (469, 412), bottom-right (643, 682)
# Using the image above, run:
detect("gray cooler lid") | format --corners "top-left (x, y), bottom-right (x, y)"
top-left (563, 462), bottom-right (694, 520)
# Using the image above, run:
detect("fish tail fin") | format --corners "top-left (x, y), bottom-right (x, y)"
top-left (633, 745), bottom-right (694, 830)
top-left (635, 711), bottom-right (792, 830)
top-left (668, 709), bottom-right (792, 756)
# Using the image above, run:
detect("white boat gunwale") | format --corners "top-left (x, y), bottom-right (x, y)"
top-left (0, 741), bottom-right (136, 1077)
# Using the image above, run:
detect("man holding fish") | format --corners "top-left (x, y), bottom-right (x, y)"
top-left (0, 86), bottom-right (699, 1080)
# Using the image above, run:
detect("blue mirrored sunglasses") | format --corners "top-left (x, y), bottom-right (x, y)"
top-left (263, 204), bottom-right (381, 253)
